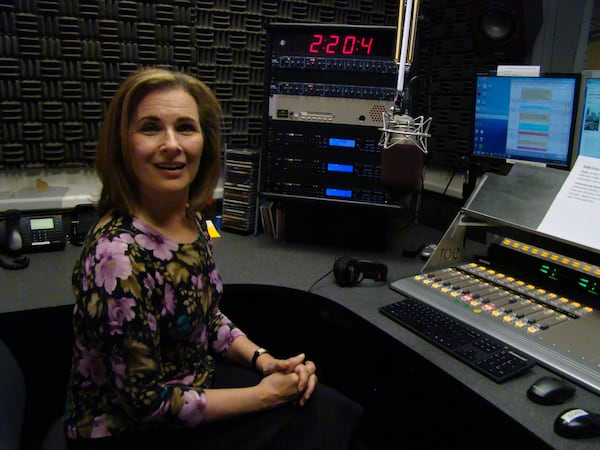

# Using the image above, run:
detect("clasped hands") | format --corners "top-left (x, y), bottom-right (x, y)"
top-left (259, 353), bottom-right (318, 407)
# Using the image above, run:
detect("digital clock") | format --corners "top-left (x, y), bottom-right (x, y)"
top-left (275, 26), bottom-right (396, 59)
top-left (308, 33), bottom-right (375, 56)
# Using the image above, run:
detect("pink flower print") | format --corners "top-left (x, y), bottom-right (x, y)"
top-left (167, 373), bottom-right (195, 386)
top-left (209, 269), bottom-right (223, 293)
top-left (66, 424), bottom-right (77, 439)
top-left (147, 313), bottom-right (157, 332)
top-left (191, 274), bottom-right (204, 290)
top-left (162, 283), bottom-right (176, 316)
top-left (111, 355), bottom-right (126, 389)
top-left (94, 237), bottom-right (132, 294)
top-left (148, 399), bottom-right (171, 421)
top-left (144, 273), bottom-right (155, 291)
top-left (216, 311), bottom-right (232, 326)
top-left (178, 390), bottom-right (206, 426)
top-left (107, 297), bottom-right (136, 335)
top-left (117, 232), bottom-right (134, 244)
top-left (189, 323), bottom-right (207, 345)
top-left (82, 255), bottom-right (94, 291)
top-left (133, 218), bottom-right (179, 260)
top-left (77, 347), bottom-right (106, 386)
top-left (90, 414), bottom-right (110, 438)
top-left (213, 324), bottom-right (237, 353)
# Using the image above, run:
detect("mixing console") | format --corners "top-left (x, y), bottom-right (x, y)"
top-left (383, 236), bottom-right (600, 394)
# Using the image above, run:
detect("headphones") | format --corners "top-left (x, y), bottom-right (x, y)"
top-left (333, 255), bottom-right (388, 287)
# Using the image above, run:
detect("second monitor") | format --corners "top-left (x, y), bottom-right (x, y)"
top-left (471, 73), bottom-right (581, 170)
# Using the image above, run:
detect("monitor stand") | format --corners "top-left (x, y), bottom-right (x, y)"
top-left (421, 164), bottom-right (569, 271)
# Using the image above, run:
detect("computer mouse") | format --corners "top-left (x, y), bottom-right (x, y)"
top-left (419, 243), bottom-right (437, 260)
top-left (554, 408), bottom-right (600, 439)
top-left (526, 376), bottom-right (575, 405)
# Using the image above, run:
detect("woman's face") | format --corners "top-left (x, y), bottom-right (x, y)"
top-left (128, 86), bottom-right (203, 207)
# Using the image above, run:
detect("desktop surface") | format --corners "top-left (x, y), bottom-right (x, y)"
top-left (1, 227), bottom-right (599, 448)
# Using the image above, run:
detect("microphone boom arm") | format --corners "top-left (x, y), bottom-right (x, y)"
top-left (380, 0), bottom-right (431, 154)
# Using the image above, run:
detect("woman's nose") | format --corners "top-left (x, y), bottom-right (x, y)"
top-left (161, 128), bottom-right (180, 151)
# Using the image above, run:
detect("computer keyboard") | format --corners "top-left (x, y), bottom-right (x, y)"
top-left (379, 297), bottom-right (536, 383)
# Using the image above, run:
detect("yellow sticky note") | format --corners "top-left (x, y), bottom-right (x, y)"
top-left (206, 220), bottom-right (221, 238)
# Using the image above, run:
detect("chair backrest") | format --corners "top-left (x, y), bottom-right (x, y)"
top-left (0, 339), bottom-right (26, 450)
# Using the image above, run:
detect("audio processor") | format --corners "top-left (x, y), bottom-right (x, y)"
top-left (262, 23), bottom-right (405, 208)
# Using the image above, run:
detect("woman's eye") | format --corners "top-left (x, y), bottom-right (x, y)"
top-left (140, 122), bottom-right (160, 133)
top-left (178, 123), bottom-right (198, 133)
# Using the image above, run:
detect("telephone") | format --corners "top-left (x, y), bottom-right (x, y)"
top-left (0, 209), bottom-right (66, 254)
top-left (69, 204), bottom-right (99, 246)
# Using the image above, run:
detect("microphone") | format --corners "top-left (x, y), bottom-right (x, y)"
top-left (379, 110), bottom-right (431, 194)
top-left (380, 111), bottom-right (431, 153)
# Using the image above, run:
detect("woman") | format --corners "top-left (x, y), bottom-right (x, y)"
top-left (64, 67), bottom-right (363, 450)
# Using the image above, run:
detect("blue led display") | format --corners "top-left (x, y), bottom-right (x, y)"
top-left (329, 138), bottom-right (356, 148)
top-left (327, 163), bottom-right (354, 173)
top-left (325, 188), bottom-right (352, 198)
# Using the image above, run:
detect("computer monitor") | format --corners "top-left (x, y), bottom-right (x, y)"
top-left (573, 70), bottom-right (600, 160)
top-left (471, 73), bottom-right (580, 169)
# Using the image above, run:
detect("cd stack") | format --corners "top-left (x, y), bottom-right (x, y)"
top-left (222, 148), bottom-right (260, 234)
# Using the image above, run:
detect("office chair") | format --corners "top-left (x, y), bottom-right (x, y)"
top-left (0, 339), bottom-right (67, 450)
top-left (0, 339), bottom-right (26, 450)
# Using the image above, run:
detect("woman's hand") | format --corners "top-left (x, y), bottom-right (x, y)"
top-left (260, 353), bottom-right (318, 406)
top-left (294, 359), bottom-right (317, 406)
top-left (260, 352), bottom-right (304, 376)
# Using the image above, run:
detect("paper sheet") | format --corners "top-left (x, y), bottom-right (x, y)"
top-left (538, 155), bottom-right (600, 249)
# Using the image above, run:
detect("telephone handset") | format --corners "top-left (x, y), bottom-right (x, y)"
top-left (1, 210), bottom-right (23, 253)
top-left (0, 209), bottom-right (66, 254)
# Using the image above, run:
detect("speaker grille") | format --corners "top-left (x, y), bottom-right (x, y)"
top-left (369, 104), bottom-right (387, 124)
top-left (413, 0), bottom-right (541, 170)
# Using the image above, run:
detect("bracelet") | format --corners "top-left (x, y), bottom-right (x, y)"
top-left (251, 347), bottom-right (268, 372)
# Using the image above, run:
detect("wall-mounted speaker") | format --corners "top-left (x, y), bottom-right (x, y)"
top-left (470, 0), bottom-right (543, 62)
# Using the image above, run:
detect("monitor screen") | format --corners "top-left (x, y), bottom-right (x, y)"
top-left (472, 74), bottom-right (580, 169)
top-left (574, 71), bottom-right (600, 160)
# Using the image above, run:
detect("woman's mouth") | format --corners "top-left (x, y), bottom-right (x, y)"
top-left (155, 162), bottom-right (185, 171)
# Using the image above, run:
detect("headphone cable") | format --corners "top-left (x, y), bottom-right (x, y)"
top-left (307, 269), bottom-right (333, 293)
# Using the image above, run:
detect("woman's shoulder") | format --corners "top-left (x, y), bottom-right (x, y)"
top-left (91, 212), bottom-right (134, 238)
top-left (80, 212), bottom-right (137, 251)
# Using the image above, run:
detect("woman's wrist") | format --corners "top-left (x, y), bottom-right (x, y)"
top-left (251, 347), bottom-right (269, 373)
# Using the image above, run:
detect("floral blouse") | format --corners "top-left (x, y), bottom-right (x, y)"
top-left (64, 212), bottom-right (244, 439)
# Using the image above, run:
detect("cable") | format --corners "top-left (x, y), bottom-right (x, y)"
top-left (307, 269), bottom-right (333, 293)
top-left (0, 255), bottom-right (29, 270)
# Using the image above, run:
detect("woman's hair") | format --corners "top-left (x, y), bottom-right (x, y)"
top-left (95, 67), bottom-right (223, 216)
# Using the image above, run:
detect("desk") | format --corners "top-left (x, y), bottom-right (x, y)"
top-left (1, 226), bottom-right (599, 449)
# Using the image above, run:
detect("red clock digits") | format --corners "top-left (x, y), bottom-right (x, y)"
top-left (342, 35), bottom-right (356, 55)
top-left (360, 36), bottom-right (373, 55)
top-left (309, 34), bottom-right (324, 54)
top-left (325, 34), bottom-right (340, 54)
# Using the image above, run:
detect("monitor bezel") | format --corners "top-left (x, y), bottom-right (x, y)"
top-left (572, 70), bottom-right (600, 162)
top-left (470, 72), bottom-right (582, 171)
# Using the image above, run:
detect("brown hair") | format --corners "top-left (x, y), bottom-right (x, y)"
top-left (95, 67), bottom-right (223, 216)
